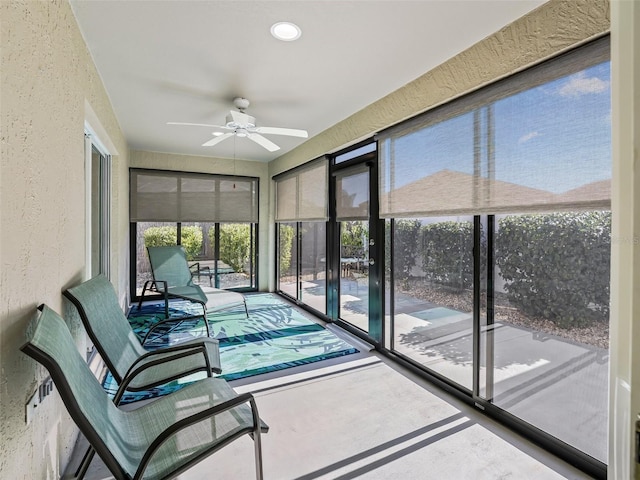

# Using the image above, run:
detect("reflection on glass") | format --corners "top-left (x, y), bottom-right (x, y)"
top-left (339, 221), bottom-right (369, 332)
top-left (390, 217), bottom-right (474, 390)
top-left (278, 223), bottom-right (297, 298)
top-left (487, 211), bottom-right (610, 463)
top-left (300, 222), bottom-right (327, 314)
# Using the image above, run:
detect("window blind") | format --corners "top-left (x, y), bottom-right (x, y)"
top-left (377, 36), bottom-right (611, 218)
top-left (130, 169), bottom-right (258, 223)
top-left (335, 165), bottom-right (369, 221)
top-left (275, 158), bottom-right (328, 222)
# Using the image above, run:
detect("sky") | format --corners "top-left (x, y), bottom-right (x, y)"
top-left (383, 61), bottom-right (611, 195)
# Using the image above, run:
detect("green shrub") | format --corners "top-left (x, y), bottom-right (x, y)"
top-left (420, 221), bottom-right (474, 292)
top-left (495, 211), bottom-right (611, 328)
top-left (388, 219), bottom-right (421, 282)
top-left (212, 224), bottom-right (252, 273)
top-left (341, 222), bottom-right (368, 258)
top-left (143, 225), bottom-right (202, 260)
top-left (180, 226), bottom-right (203, 260)
top-left (278, 224), bottom-right (295, 274)
top-left (144, 226), bottom-right (177, 248)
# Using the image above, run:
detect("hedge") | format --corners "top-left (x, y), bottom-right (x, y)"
top-left (385, 220), bottom-right (421, 282)
top-left (143, 226), bottom-right (203, 260)
top-left (420, 221), bottom-right (474, 292)
top-left (278, 224), bottom-right (295, 274)
top-left (214, 223), bottom-right (251, 273)
top-left (495, 211), bottom-right (611, 328)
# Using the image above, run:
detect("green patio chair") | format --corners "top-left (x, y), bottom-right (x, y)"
top-left (63, 274), bottom-right (222, 405)
top-left (21, 305), bottom-right (267, 480)
top-left (139, 245), bottom-right (249, 321)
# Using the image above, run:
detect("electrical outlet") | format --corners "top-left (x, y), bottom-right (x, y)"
top-left (25, 390), bottom-right (39, 425)
top-left (38, 376), bottom-right (53, 402)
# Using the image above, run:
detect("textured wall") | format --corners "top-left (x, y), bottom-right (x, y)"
top-left (0, 1), bottom-right (128, 478)
top-left (269, 0), bottom-right (610, 178)
top-left (129, 150), bottom-right (271, 291)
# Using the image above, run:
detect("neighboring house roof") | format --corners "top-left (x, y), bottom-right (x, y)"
top-left (379, 169), bottom-right (610, 216)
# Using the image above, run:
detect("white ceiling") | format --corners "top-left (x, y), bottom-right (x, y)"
top-left (70, 0), bottom-right (546, 163)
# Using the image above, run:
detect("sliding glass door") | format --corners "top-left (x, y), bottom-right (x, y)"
top-left (379, 37), bottom-right (610, 471)
top-left (275, 159), bottom-right (329, 315)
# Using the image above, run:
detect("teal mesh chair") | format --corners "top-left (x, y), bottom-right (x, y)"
top-left (21, 305), bottom-right (267, 480)
top-left (63, 274), bottom-right (222, 405)
top-left (139, 246), bottom-right (248, 321)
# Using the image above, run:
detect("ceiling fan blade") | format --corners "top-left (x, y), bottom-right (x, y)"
top-left (202, 133), bottom-right (234, 147)
top-left (254, 126), bottom-right (308, 138)
top-left (168, 122), bottom-right (231, 129)
top-left (247, 133), bottom-right (280, 152)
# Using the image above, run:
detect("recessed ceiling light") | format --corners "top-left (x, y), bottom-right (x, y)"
top-left (271, 22), bottom-right (301, 41)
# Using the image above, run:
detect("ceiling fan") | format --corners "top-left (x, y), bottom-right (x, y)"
top-left (168, 97), bottom-right (308, 152)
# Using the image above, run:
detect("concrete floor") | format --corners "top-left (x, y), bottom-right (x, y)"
top-left (72, 343), bottom-right (595, 480)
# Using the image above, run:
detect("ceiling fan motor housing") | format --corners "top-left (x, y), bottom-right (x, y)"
top-left (233, 97), bottom-right (251, 110)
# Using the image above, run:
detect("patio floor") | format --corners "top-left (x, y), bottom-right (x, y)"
top-left (69, 296), bottom-right (596, 480)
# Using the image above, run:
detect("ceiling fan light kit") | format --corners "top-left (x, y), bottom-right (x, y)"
top-left (168, 97), bottom-right (308, 152)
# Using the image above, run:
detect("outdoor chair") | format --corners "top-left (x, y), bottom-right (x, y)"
top-left (189, 260), bottom-right (236, 287)
top-left (21, 305), bottom-right (267, 480)
top-left (139, 246), bottom-right (249, 321)
top-left (63, 274), bottom-right (222, 405)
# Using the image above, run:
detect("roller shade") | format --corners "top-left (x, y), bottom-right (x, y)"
top-left (378, 37), bottom-right (611, 218)
top-left (275, 159), bottom-right (328, 222)
top-left (130, 169), bottom-right (258, 223)
top-left (335, 165), bottom-right (369, 221)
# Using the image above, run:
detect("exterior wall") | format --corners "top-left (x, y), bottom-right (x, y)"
top-left (129, 150), bottom-right (270, 291)
top-left (0, 2), bottom-right (128, 478)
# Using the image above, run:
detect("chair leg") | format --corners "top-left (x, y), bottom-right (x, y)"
top-left (74, 445), bottom-right (96, 480)
top-left (137, 281), bottom-right (151, 310)
top-left (250, 398), bottom-right (264, 480)
top-left (254, 432), bottom-right (264, 480)
top-left (200, 303), bottom-right (211, 337)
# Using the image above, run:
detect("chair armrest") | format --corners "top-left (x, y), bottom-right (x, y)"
top-left (134, 392), bottom-right (263, 480)
top-left (189, 262), bottom-right (212, 273)
top-left (128, 342), bottom-right (216, 376)
top-left (113, 344), bottom-right (214, 405)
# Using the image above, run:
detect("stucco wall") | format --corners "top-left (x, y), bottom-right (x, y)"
top-left (129, 150), bottom-right (271, 291)
top-left (0, 2), bottom-right (128, 478)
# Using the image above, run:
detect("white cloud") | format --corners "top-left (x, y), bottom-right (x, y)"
top-left (518, 131), bottom-right (541, 144)
top-left (558, 71), bottom-right (609, 98)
